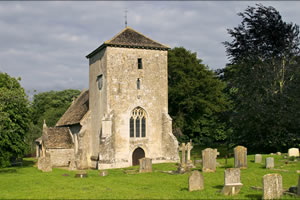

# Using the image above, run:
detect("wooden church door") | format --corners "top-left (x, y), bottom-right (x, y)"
top-left (132, 147), bottom-right (145, 166)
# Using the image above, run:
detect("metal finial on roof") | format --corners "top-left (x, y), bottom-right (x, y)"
top-left (125, 9), bottom-right (128, 28)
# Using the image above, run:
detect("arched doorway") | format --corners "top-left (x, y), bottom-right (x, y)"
top-left (132, 147), bottom-right (145, 166)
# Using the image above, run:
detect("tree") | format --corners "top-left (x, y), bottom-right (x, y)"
top-left (223, 4), bottom-right (300, 152)
top-left (168, 47), bottom-right (231, 145)
top-left (0, 73), bottom-right (31, 167)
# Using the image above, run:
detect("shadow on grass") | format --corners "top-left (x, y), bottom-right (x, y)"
top-left (245, 194), bottom-right (262, 199)
top-left (0, 169), bottom-right (17, 173)
top-left (22, 159), bottom-right (35, 167)
top-left (220, 165), bottom-right (233, 168)
top-left (180, 187), bottom-right (188, 191)
top-left (213, 185), bottom-right (223, 189)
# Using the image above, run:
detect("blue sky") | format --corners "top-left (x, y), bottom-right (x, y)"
top-left (1, 1), bottom-right (300, 96)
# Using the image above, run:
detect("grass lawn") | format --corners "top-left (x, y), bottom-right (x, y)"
top-left (0, 154), bottom-right (299, 199)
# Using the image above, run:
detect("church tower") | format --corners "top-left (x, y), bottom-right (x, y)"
top-left (86, 27), bottom-right (179, 169)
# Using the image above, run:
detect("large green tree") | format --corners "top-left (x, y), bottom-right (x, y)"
top-left (168, 47), bottom-right (231, 145)
top-left (0, 73), bottom-right (31, 167)
top-left (223, 4), bottom-right (300, 152)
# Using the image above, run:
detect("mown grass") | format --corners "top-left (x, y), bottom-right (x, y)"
top-left (0, 154), bottom-right (299, 199)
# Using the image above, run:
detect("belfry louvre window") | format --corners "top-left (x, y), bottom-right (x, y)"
top-left (129, 107), bottom-right (146, 138)
top-left (138, 58), bottom-right (143, 69)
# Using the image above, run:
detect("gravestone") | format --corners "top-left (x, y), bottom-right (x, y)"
top-left (202, 148), bottom-right (219, 172)
top-left (297, 175), bottom-right (300, 196)
top-left (178, 143), bottom-right (187, 173)
top-left (75, 170), bottom-right (88, 178)
top-left (266, 157), bottom-right (274, 169)
top-left (186, 141), bottom-right (195, 169)
top-left (221, 168), bottom-right (243, 195)
top-left (255, 154), bottom-right (262, 163)
top-left (68, 158), bottom-right (77, 171)
top-left (288, 148), bottom-right (299, 157)
top-left (263, 174), bottom-right (282, 199)
top-left (276, 152), bottom-right (281, 156)
top-left (188, 170), bottom-right (204, 191)
top-left (99, 170), bottom-right (108, 176)
top-left (139, 158), bottom-right (152, 173)
top-left (37, 154), bottom-right (52, 172)
top-left (234, 146), bottom-right (247, 169)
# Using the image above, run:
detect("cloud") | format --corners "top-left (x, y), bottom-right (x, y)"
top-left (1, 1), bottom-right (300, 96)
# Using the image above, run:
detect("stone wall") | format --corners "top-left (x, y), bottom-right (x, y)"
top-left (46, 149), bottom-right (74, 167)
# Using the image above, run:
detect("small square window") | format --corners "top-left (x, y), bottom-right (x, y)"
top-left (97, 74), bottom-right (103, 90)
top-left (138, 58), bottom-right (143, 69)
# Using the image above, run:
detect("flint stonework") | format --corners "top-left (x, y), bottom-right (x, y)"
top-left (255, 154), bottom-right (262, 163)
top-left (139, 158), bottom-right (152, 173)
top-left (202, 148), bottom-right (219, 172)
top-left (263, 174), bottom-right (283, 199)
top-left (188, 171), bottom-right (204, 191)
top-left (234, 146), bottom-right (247, 169)
top-left (265, 157), bottom-right (274, 169)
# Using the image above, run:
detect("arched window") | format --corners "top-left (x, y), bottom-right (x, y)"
top-left (129, 107), bottom-right (146, 138)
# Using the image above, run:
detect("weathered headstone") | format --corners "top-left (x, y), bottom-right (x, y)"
top-left (68, 158), bottom-right (77, 171)
top-left (221, 168), bottom-right (243, 195)
top-left (37, 154), bottom-right (52, 172)
top-left (297, 175), bottom-right (300, 196)
top-left (255, 154), bottom-right (262, 163)
top-left (99, 170), bottom-right (108, 176)
top-left (75, 170), bottom-right (88, 178)
top-left (178, 143), bottom-right (187, 173)
top-left (288, 148), bottom-right (299, 157)
top-left (202, 148), bottom-right (219, 172)
top-left (188, 170), bottom-right (204, 191)
top-left (263, 174), bottom-right (283, 199)
top-left (186, 140), bottom-right (195, 169)
top-left (234, 146), bottom-right (247, 169)
top-left (266, 157), bottom-right (274, 169)
top-left (276, 152), bottom-right (281, 156)
top-left (139, 158), bottom-right (152, 173)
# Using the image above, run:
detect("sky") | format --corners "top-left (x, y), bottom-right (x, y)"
top-left (1, 1), bottom-right (300, 98)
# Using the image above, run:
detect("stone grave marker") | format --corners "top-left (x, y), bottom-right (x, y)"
top-left (221, 168), bottom-right (243, 195)
top-left (234, 146), bottom-right (247, 169)
top-left (99, 170), bottom-right (108, 176)
top-left (188, 170), bottom-right (204, 191)
top-left (263, 174), bottom-right (282, 199)
top-left (68, 158), bottom-right (77, 171)
top-left (266, 157), bottom-right (274, 169)
top-left (255, 154), bottom-right (262, 163)
top-left (288, 148), bottom-right (299, 157)
top-left (139, 158), bottom-right (152, 173)
top-left (186, 141), bottom-right (195, 169)
top-left (75, 170), bottom-right (88, 178)
top-left (202, 148), bottom-right (219, 172)
top-left (276, 152), bottom-right (281, 156)
top-left (37, 154), bottom-right (52, 172)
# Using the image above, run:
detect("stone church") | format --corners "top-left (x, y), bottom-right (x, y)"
top-left (36, 27), bottom-right (179, 169)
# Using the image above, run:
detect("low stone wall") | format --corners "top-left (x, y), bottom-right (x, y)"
top-left (47, 149), bottom-right (74, 167)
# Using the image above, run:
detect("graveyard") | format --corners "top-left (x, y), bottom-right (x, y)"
top-left (0, 147), bottom-right (299, 199)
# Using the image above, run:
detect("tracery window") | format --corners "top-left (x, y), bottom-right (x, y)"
top-left (129, 107), bottom-right (146, 138)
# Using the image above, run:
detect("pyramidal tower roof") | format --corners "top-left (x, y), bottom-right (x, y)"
top-left (86, 27), bottom-right (170, 58)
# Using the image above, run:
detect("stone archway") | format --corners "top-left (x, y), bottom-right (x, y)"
top-left (132, 147), bottom-right (145, 166)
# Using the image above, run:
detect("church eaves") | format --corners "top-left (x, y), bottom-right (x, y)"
top-left (86, 27), bottom-right (170, 58)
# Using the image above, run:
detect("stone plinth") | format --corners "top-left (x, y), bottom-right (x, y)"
top-left (99, 170), bottom-right (108, 176)
top-left (263, 174), bottom-right (282, 199)
top-left (255, 154), bottom-right (262, 163)
top-left (222, 168), bottom-right (243, 195)
top-left (189, 170), bottom-right (204, 191)
top-left (202, 148), bottom-right (219, 172)
top-left (265, 157), bottom-right (274, 169)
top-left (288, 148), bottom-right (299, 157)
top-left (234, 146), bottom-right (247, 169)
top-left (37, 154), bottom-right (52, 172)
top-left (139, 158), bottom-right (152, 173)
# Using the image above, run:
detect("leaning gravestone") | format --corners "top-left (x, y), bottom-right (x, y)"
top-left (188, 170), bottom-right (204, 191)
top-left (202, 148), bottom-right (219, 172)
top-left (37, 154), bottom-right (52, 172)
top-left (255, 154), bottom-right (262, 163)
top-left (139, 158), bottom-right (152, 173)
top-left (221, 168), bottom-right (243, 195)
top-left (288, 148), bottom-right (299, 157)
top-left (234, 146), bottom-right (247, 169)
top-left (266, 157), bottom-right (274, 169)
top-left (263, 174), bottom-right (283, 199)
